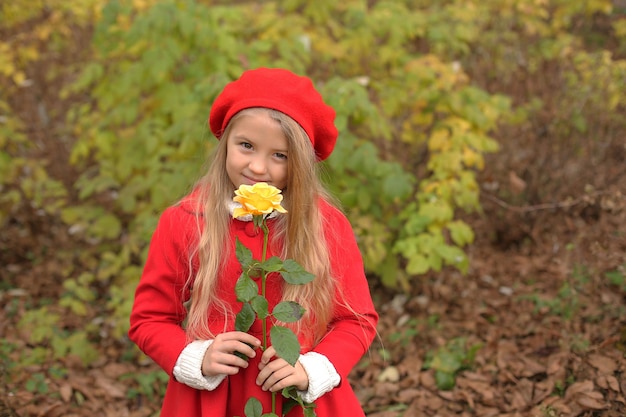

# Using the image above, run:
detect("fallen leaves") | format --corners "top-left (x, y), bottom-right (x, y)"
top-left (2, 177), bottom-right (625, 417)
top-left (350, 236), bottom-right (626, 417)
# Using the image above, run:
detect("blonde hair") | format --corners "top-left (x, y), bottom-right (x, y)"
top-left (184, 108), bottom-right (336, 348)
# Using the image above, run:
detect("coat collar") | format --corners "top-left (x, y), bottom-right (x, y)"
top-left (227, 201), bottom-right (282, 222)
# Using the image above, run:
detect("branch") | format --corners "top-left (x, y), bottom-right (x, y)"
top-left (480, 190), bottom-right (616, 214)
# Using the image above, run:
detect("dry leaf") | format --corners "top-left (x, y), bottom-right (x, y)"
top-left (59, 383), bottom-right (73, 403)
top-left (606, 375), bottom-right (621, 392)
top-left (587, 353), bottom-right (617, 374)
top-left (575, 392), bottom-right (607, 410)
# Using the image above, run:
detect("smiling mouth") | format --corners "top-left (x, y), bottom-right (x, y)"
top-left (243, 176), bottom-right (269, 185)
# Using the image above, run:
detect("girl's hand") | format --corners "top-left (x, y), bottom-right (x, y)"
top-left (202, 331), bottom-right (261, 377)
top-left (256, 346), bottom-right (309, 392)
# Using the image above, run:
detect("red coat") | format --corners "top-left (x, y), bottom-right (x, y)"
top-left (129, 195), bottom-right (378, 417)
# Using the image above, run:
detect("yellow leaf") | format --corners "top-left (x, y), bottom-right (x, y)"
top-left (428, 129), bottom-right (450, 152)
top-left (35, 24), bottom-right (53, 40)
top-left (12, 71), bottom-right (26, 86)
top-left (0, 59), bottom-right (16, 77)
top-left (133, 0), bottom-right (153, 12)
top-left (462, 146), bottom-right (483, 170)
top-left (20, 46), bottom-right (39, 62)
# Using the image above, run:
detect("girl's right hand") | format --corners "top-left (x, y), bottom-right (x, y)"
top-left (201, 331), bottom-right (261, 377)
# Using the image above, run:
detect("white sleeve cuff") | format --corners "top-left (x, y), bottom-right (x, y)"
top-left (173, 339), bottom-right (226, 391)
top-left (297, 351), bottom-right (341, 403)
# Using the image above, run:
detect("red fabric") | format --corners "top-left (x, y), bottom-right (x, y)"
top-left (209, 68), bottom-right (338, 161)
top-left (129, 196), bottom-right (378, 417)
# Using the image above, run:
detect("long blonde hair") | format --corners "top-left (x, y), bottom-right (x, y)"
top-left (184, 108), bottom-right (336, 348)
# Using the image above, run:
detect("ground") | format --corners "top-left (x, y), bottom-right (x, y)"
top-left (1, 174), bottom-right (625, 417)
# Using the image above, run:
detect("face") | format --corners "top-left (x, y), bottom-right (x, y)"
top-left (225, 110), bottom-right (289, 191)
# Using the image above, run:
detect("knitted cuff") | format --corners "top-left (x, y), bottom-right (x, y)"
top-left (173, 340), bottom-right (226, 391)
top-left (297, 352), bottom-right (341, 403)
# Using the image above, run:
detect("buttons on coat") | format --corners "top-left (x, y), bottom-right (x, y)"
top-left (245, 222), bottom-right (260, 237)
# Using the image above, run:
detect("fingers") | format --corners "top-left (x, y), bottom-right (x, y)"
top-left (213, 332), bottom-right (261, 360)
top-left (203, 350), bottom-right (250, 376)
top-left (202, 332), bottom-right (310, 392)
top-left (217, 331), bottom-right (263, 349)
top-left (201, 332), bottom-right (261, 377)
top-left (259, 345), bottom-right (276, 365)
top-left (256, 352), bottom-right (309, 392)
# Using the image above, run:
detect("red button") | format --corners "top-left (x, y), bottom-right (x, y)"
top-left (245, 222), bottom-right (260, 237)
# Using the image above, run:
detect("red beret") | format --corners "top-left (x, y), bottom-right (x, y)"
top-left (209, 68), bottom-right (338, 161)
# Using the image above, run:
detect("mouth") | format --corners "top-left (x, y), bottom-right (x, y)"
top-left (242, 176), bottom-right (269, 185)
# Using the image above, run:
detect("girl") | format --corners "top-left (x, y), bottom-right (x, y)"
top-left (129, 68), bottom-right (378, 417)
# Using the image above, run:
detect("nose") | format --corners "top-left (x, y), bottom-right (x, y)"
top-left (248, 156), bottom-right (267, 175)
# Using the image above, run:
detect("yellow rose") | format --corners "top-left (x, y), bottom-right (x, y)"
top-left (232, 182), bottom-right (287, 219)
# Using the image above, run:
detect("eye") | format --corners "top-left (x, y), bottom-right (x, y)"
top-left (240, 142), bottom-right (253, 150)
top-left (274, 152), bottom-right (287, 160)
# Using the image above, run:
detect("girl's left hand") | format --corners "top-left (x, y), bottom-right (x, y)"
top-left (256, 346), bottom-right (309, 392)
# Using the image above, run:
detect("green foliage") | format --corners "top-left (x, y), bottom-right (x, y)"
top-left (25, 372), bottom-right (49, 394)
top-left (0, 99), bottom-right (68, 225)
top-left (242, 397), bottom-right (263, 417)
top-left (61, 0), bottom-right (512, 307)
top-left (233, 216), bottom-right (314, 416)
top-left (0, 0), bottom-right (105, 227)
top-left (282, 386), bottom-right (317, 417)
top-left (605, 264), bottom-right (626, 292)
top-left (233, 238), bottom-right (312, 368)
top-left (18, 306), bottom-right (100, 366)
top-left (520, 265), bottom-right (591, 320)
top-left (123, 368), bottom-right (169, 400)
top-left (424, 337), bottom-right (482, 391)
top-left (315, 4), bottom-right (511, 289)
top-left (388, 318), bottom-right (419, 347)
top-left (0, 339), bottom-right (18, 388)
top-left (270, 326), bottom-right (301, 368)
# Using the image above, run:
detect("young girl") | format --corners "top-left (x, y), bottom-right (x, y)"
top-left (129, 68), bottom-right (378, 417)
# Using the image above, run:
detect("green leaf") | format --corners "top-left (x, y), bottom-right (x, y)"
top-left (235, 303), bottom-right (255, 333)
top-left (244, 397), bottom-right (263, 417)
top-left (272, 301), bottom-right (305, 323)
top-left (64, 332), bottom-right (99, 365)
top-left (434, 243), bottom-right (465, 264)
top-left (435, 370), bottom-right (456, 390)
top-left (405, 254), bottom-right (430, 275)
top-left (250, 295), bottom-right (269, 319)
top-left (235, 273), bottom-right (258, 302)
top-left (261, 256), bottom-right (283, 272)
top-left (281, 387), bottom-right (299, 415)
top-left (89, 213), bottom-right (122, 240)
top-left (235, 238), bottom-right (253, 268)
top-left (270, 326), bottom-right (301, 366)
top-left (281, 385), bottom-right (317, 416)
top-left (280, 259), bottom-right (315, 285)
top-left (403, 213), bottom-right (431, 235)
top-left (282, 399), bottom-right (298, 416)
top-left (430, 349), bottom-right (462, 374)
top-left (447, 220), bottom-right (475, 246)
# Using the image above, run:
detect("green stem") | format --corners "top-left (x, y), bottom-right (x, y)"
top-left (261, 220), bottom-right (269, 261)
top-left (260, 220), bottom-right (269, 350)
top-left (272, 391), bottom-right (277, 413)
top-left (259, 217), bottom-right (277, 414)
top-left (261, 271), bottom-right (268, 350)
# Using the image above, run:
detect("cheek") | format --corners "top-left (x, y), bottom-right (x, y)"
top-left (224, 155), bottom-right (241, 183)
top-left (274, 166), bottom-right (288, 189)
top-left (225, 150), bottom-right (244, 169)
